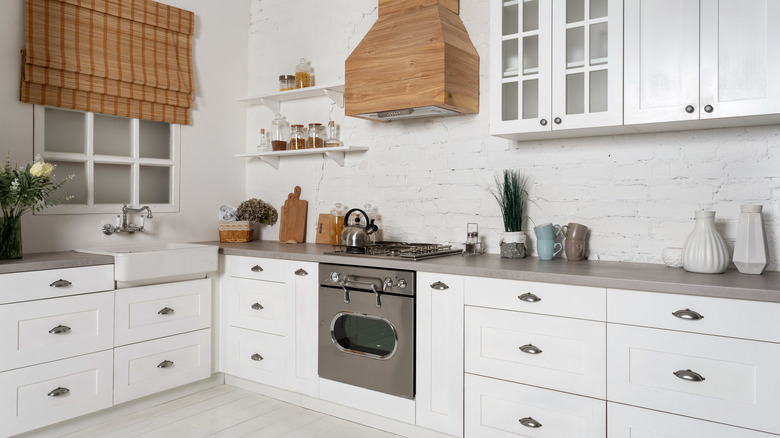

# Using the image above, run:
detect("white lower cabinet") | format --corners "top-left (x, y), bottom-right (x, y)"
top-left (0, 350), bottom-right (113, 436)
top-left (224, 326), bottom-right (286, 384)
top-left (465, 374), bottom-right (606, 438)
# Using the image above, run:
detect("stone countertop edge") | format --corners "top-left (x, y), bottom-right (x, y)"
top-left (0, 251), bottom-right (114, 274)
top-left (214, 240), bottom-right (780, 303)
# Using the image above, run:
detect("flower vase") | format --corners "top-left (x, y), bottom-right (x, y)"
top-left (681, 211), bottom-right (729, 274)
top-left (0, 215), bottom-right (22, 259)
top-left (733, 205), bottom-right (769, 275)
top-left (500, 231), bottom-right (526, 259)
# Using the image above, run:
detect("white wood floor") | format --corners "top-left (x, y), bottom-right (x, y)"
top-left (62, 385), bottom-right (403, 438)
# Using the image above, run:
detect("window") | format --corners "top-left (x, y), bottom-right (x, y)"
top-left (33, 106), bottom-right (180, 214)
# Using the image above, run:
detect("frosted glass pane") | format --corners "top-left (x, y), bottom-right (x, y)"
top-left (503, 39), bottom-right (519, 77)
top-left (522, 80), bottom-right (539, 119)
top-left (139, 166), bottom-right (170, 204)
top-left (522, 36), bottom-right (539, 74)
top-left (590, 22), bottom-right (608, 65)
top-left (566, 27), bottom-right (585, 67)
top-left (46, 161), bottom-right (86, 205)
top-left (590, 70), bottom-right (608, 112)
top-left (523, 0), bottom-right (539, 32)
top-left (567, 0), bottom-right (584, 23)
top-left (566, 73), bottom-right (585, 115)
top-left (44, 108), bottom-right (85, 154)
top-left (139, 120), bottom-right (171, 159)
top-left (590, 0), bottom-right (608, 19)
top-left (94, 114), bottom-right (131, 157)
top-left (502, 81), bottom-right (519, 121)
top-left (94, 163), bottom-right (131, 204)
top-left (503, 2), bottom-right (518, 36)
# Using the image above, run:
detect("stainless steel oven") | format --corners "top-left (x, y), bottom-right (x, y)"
top-left (318, 263), bottom-right (415, 399)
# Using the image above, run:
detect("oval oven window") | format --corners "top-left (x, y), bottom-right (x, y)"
top-left (331, 312), bottom-right (398, 360)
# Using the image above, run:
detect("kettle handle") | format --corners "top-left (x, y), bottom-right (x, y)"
top-left (343, 208), bottom-right (378, 234)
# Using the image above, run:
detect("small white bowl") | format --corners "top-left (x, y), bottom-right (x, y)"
top-left (662, 247), bottom-right (683, 268)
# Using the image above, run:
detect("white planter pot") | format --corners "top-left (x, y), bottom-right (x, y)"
top-left (499, 231), bottom-right (526, 259)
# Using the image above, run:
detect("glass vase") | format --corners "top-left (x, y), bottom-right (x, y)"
top-left (0, 215), bottom-right (22, 260)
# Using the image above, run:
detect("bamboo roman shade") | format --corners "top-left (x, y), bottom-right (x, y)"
top-left (21, 0), bottom-right (195, 125)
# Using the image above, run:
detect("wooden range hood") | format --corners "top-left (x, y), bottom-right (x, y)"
top-left (345, 0), bottom-right (479, 121)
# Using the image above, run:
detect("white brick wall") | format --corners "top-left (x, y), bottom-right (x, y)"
top-left (245, 0), bottom-right (780, 271)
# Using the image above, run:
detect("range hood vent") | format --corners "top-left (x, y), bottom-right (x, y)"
top-left (345, 0), bottom-right (479, 121)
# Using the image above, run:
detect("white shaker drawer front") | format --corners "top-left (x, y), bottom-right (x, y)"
top-left (607, 402), bottom-right (778, 438)
top-left (608, 324), bottom-right (780, 434)
top-left (0, 350), bottom-right (113, 436)
top-left (465, 374), bottom-right (606, 438)
top-left (229, 256), bottom-right (288, 282)
top-left (465, 276), bottom-right (606, 321)
top-left (224, 326), bottom-right (286, 388)
top-left (115, 279), bottom-right (211, 346)
top-left (465, 306), bottom-right (606, 399)
top-left (0, 264), bottom-right (114, 304)
top-left (114, 329), bottom-right (211, 404)
top-left (608, 288), bottom-right (780, 343)
top-left (0, 291), bottom-right (114, 371)
top-left (227, 277), bottom-right (286, 335)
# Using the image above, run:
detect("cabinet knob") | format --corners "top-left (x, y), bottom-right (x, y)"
top-left (47, 387), bottom-right (70, 397)
top-left (158, 307), bottom-right (175, 315)
top-left (49, 279), bottom-right (72, 288)
top-left (518, 292), bottom-right (541, 303)
top-left (704, 104), bottom-right (714, 113)
top-left (251, 353), bottom-right (264, 361)
top-left (49, 325), bottom-right (71, 334)
top-left (519, 417), bottom-right (543, 428)
top-left (295, 268), bottom-right (308, 276)
top-left (673, 369), bottom-right (705, 382)
top-left (553, 117), bottom-right (562, 125)
top-left (540, 119), bottom-right (548, 126)
top-left (157, 360), bottom-right (174, 369)
top-left (431, 281), bottom-right (449, 290)
top-left (519, 344), bottom-right (543, 355)
top-left (251, 302), bottom-right (264, 310)
top-left (251, 265), bottom-right (263, 272)
top-left (685, 105), bottom-right (695, 113)
top-left (672, 308), bottom-right (703, 320)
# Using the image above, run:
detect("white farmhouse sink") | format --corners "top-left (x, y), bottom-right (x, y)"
top-left (75, 243), bottom-right (218, 288)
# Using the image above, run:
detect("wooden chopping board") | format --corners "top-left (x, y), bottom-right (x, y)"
top-left (278, 186), bottom-right (307, 243)
top-left (315, 213), bottom-right (331, 244)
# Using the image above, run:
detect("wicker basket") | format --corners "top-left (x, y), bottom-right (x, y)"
top-left (218, 221), bottom-right (254, 243)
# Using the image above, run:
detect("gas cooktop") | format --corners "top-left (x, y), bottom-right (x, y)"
top-left (325, 242), bottom-right (463, 261)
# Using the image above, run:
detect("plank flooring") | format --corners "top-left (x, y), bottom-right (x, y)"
top-left (62, 385), bottom-right (403, 438)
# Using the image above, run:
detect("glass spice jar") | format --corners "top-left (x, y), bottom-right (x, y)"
top-left (306, 123), bottom-right (325, 148)
top-left (295, 58), bottom-right (312, 89)
top-left (289, 124), bottom-right (307, 150)
top-left (324, 120), bottom-right (342, 148)
top-left (278, 75), bottom-right (294, 91)
top-left (270, 114), bottom-right (289, 151)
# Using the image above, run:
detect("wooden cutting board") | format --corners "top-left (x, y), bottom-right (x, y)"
top-left (315, 213), bottom-right (332, 244)
top-left (278, 186), bottom-right (307, 243)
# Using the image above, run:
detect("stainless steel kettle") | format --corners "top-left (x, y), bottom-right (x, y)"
top-left (340, 208), bottom-right (378, 248)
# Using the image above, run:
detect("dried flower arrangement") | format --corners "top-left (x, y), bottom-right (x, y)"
top-left (237, 198), bottom-right (278, 225)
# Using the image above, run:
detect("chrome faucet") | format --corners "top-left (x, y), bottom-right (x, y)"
top-left (102, 203), bottom-right (153, 235)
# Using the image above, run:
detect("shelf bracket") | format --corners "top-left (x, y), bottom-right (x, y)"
top-left (258, 98), bottom-right (281, 115)
top-left (324, 89), bottom-right (344, 108)
top-left (324, 151), bottom-right (346, 166)
top-left (259, 155), bottom-right (280, 169)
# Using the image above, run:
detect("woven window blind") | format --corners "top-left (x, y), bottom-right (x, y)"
top-left (20, 0), bottom-right (195, 125)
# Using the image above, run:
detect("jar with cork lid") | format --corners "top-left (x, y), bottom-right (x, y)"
top-left (295, 58), bottom-right (312, 89)
top-left (289, 125), bottom-right (307, 150)
top-left (307, 123), bottom-right (325, 148)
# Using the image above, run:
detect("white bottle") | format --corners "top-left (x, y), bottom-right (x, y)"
top-left (733, 205), bottom-right (769, 275)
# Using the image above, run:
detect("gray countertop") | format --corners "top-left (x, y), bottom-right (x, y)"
top-left (0, 251), bottom-right (114, 274)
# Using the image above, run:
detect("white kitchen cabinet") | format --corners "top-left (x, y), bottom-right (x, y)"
top-left (625, 0), bottom-right (780, 125)
top-left (0, 264), bottom-right (113, 304)
top-left (416, 272), bottom-right (464, 438)
top-left (490, 0), bottom-right (623, 140)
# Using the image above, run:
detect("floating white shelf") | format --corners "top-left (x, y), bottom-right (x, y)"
top-left (239, 84), bottom-right (345, 114)
top-left (236, 146), bottom-right (368, 169)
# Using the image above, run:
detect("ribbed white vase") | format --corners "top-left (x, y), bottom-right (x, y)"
top-left (733, 205), bottom-right (769, 275)
top-left (681, 211), bottom-right (730, 274)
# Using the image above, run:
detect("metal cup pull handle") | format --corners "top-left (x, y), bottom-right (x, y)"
top-left (251, 302), bottom-right (264, 310)
top-left (158, 307), bottom-right (174, 315)
top-left (519, 344), bottom-right (543, 355)
top-left (50, 279), bottom-right (72, 288)
top-left (251, 265), bottom-right (263, 272)
top-left (674, 369), bottom-right (705, 382)
top-left (431, 281), bottom-right (449, 290)
top-left (672, 308), bottom-right (703, 320)
top-left (519, 417), bottom-right (542, 428)
top-left (49, 325), bottom-right (71, 334)
top-left (47, 387), bottom-right (70, 397)
top-left (518, 292), bottom-right (541, 303)
top-left (251, 353), bottom-right (263, 361)
top-left (157, 360), bottom-right (174, 369)
top-left (295, 268), bottom-right (308, 276)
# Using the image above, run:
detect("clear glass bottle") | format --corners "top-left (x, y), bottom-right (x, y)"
top-left (363, 203), bottom-right (382, 243)
top-left (325, 120), bottom-right (342, 148)
top-left (306, 123), bottom-right (325, 148)
top-left (295, 58), bottom-right (312, 89)
top-left (257, 128), bottom-right (269, 152)
top-left (270, 114), bottom-right (289, 151)
top-left (330, 203), bottom-right (345, 245)
top-left (289, 124), bottom-right (307, 150)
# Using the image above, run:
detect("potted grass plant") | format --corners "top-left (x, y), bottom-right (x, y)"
top-left (490, 169), bottom-right (529, 258)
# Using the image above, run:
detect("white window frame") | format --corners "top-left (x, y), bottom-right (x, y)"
top-left (33, 106), bottom-right (181, 215)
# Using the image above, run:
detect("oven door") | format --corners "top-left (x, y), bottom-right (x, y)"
top-left (318, 286), bottom-right (415, 399)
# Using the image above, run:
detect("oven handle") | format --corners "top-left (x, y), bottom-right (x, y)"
top-left (343, 276), bottom-right (387, 291)
top-left (340, 277), bottom-right (382, 307)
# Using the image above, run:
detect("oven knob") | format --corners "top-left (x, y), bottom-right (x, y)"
top-left (397, 279), bottom-right (407, 289)
top-left (330, 272), bottom-right (340, 283)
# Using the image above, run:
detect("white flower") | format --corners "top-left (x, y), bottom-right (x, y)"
top-left (30, 161), bottom-right (54, 178)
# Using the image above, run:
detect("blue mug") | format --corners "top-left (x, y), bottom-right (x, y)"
top-left (538, 239), bottom-right (563, 260)
top-left (534, 222), bottom-right (562, 240)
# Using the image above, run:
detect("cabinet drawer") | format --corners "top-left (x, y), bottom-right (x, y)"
top-left (0, 291), bottom-right (114, 371)
top-left (608, 324), bottom-right (780, 434)
top-left (465, 374), bottom-right (606, 438)
top-left (114, 329), bottom-right (211, 404)
top-left (0, 264), bottom-right (114, 304)
top-left (607, 402), bottom-right (777, 438)
top-left (115, 279), bottom-right (211, 346)
top-left (608, 288), bottom-right (780, 343)
top-left (227, 277), bottom-right (286, 335)
top-left (229, 256), bottom-right (288, 282)
top-left (465, 276), bottom-right (605, 321)
top-left (0, 350), bottom-right (113, 436)
top-left (465, 306), bottom-right (606, 399)
top-left (224, 326), bottom-right (286, 388)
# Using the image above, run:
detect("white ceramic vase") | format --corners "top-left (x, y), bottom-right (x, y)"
top-left (681, 210), bottom-right (729, 274)
top-left (733, 205), bottom-right (769, 275)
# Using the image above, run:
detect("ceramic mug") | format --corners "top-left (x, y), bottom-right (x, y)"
top-left (534, 222), bottom-right (561, 240)
top-left (538, 239), bottom-right (563, 260)
top-left (562, 222), bottom-right (589, 241)
top-left (565, 239), bottom-right (586, 261)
